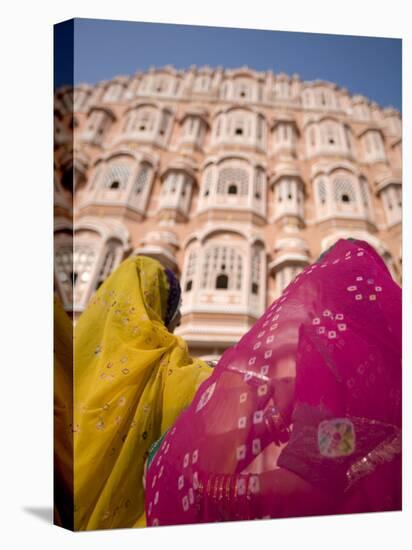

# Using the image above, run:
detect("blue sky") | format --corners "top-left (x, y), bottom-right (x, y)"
top-left (55, 18), bottom-right (402, 110)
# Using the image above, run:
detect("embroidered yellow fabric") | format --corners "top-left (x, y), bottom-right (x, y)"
top-left (73, 256), bottom-right (211, 530)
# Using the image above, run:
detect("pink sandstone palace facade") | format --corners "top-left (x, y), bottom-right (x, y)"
top-left (53, 65), bottom-right (402, 359)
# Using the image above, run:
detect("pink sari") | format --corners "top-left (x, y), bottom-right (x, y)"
top-left (145, 239), bottom-right (402, 526)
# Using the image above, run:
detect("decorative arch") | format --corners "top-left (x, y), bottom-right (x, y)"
top-left (82, 106), bottom-right (116, 145)
top-left (198, 156), bottom-right (266, 217)
top-left (357, 126), bottom-right (385, 140)
top-left (181, 233), bottom-right (200, 251)
top-left (180, 228), bottom-right (266, 318)
top-left (179, 106), bottom-right (210, 128)
top-left (358, 128), bottom-right (387, 163)
top-left (86, 105), bottom-right (117, 122)
top-left (127, 100), bottom-right (161, 113)
top-left (200, 235), bottom-right (246, 292)
top-left (218, 104), bottom-right (265, 117)
top-left (375, 175), bottom-right (401, 195)
top-left (103, 149), bottom-right (137, 163)
top-left (121, 103), bottom-right (174, 145)
top-left (199, 226), bottom-right (251, 244)
top-left (160, 157), bottom-right (198, 183)
top-left (310, 160), bottom-right (358, 179)
top-left (102, 78), bottom-right (128, 103)
top-left (211, 106), bottom-right (267, 150)
top-left (228, 67), bottom-right (259, 79)
top-left (305, 117), bottom-right (352, 159)
top-left (213, 152), bottom-right (266, 170)
top-left (63, 217), bottom-right (131, 311)
top-left (74, 217), bottom-right (130, 248)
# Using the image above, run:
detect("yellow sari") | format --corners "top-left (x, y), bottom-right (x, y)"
top-left (73, 256), bottom-right (211, 530)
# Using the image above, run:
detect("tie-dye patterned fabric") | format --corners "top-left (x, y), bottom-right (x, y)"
top-left (145, 239), bottom-right (402, 526)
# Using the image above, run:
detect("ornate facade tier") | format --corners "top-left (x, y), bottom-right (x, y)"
top-left (54, 66), bottom-right (402, 359)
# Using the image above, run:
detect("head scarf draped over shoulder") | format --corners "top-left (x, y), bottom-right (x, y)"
top-left (73, 255), bottom-right (211, 531)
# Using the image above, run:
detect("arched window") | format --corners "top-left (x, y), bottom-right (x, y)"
top-left (344, 125), bottom-right (353, 153)
top-left (186, 117), bottom-right (196, 136)
top-left (251, 248), bottom-right (261, 295)
top-left (103, 83), bottom-right (123, 103)
top-left (201, 246), bottom-right (243, 291)
top-left (202, 167), bottom-right (213, 197)
top-left (254, 169), bottom-right (264, 200)
top-left (152, 76), bottom-right (170, 95)
top-left (353, 102), bottom-right (371, 121)
top-left (325, 123), bottom-right (338, 145)
top-left (273, 177), bottom-right (304, 220)
top-left (55, 245), bottom-right (74, 303)
top-left (275, 80), bottom-right (290, 100)
top-left (125, 107), bottom-right (157, 134)
top-left (225, 110), bottom-right (256, 143)
top-left (158, 110), bottom-right (171, 136)
top-left (216, 273), bottom-right (229, 289)
top-left (217, 167), bottom-right (249, 195)
top-left (228, 113), bottom-right (250, 137)
top-left (234, 79), bottom-right (253, 101)
top-left (380, 183), bottom-right (402, 225)
top-left (71, 244), bottom-right (98, 308)
top-left (73, 246), bottom-right (96, 285)
top-left (362, 130), bottom-right (386, 162)
top-left (184, 250), bottom-right (197, 292)
top-left (159, 170), bottom-right (193, 217)
top-left (134, 163), bottom-right (151, 195)
top-left (95, 241), bottom-right (119, 290)
top-left (303, 90), bottom-right (313, 108)
top-left (83, 109), bottom-right (113, 144)
top-left (334, 178), bottom-right (355, 204)
top-left (137, 111), bottom-right (153, 131)
top-left (102, 163), bottom-right (131, 190)
top-left (359, 177), bottom-right (370, 212)
top-left (220, 81), bottom-right (228, 99)
top-left (315, 88), bottom-right (336, 109)
top-left (164, 173), bottom-right (178, 194)
top-left (194, 75), bottom-right (210, 93)
top-left (317, 179), bottom-right (327, 205)
top-left (180, 115), bottom-right (205, 148)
